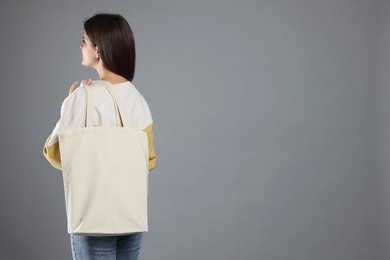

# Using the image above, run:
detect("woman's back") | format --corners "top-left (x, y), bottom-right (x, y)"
top-left (61, 81), bottom-right (153, 130)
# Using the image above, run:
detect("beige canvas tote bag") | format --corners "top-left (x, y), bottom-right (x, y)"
top-left (58, 81), bottom-right (149, 236)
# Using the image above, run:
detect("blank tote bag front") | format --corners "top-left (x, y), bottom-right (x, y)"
top-left (58, 81), bottom-right (149, 236)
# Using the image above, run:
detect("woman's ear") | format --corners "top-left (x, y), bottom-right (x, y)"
top-left (95, 47), bottom-right (100, 59)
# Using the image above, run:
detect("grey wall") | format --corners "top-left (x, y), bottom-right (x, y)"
top-left (0, 0), bottom-right (386, 259)
top-left (378, 0), bottom-right (390, 259)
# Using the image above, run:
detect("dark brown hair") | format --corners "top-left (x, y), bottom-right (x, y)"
top-left (84, 13), bottom-right (136, 81)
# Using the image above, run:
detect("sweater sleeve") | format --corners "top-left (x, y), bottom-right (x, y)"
top-left (42, 93), bottom-right (74, 171)
top-left (43, 117), bottom-right (65, 171)
top-left (43, 132), bottom-right (62, 170)
top-left (143, 123), bottom-right (156, 173)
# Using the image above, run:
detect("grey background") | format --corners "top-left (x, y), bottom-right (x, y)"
top-left (0, 0), bottom-right (388, 259)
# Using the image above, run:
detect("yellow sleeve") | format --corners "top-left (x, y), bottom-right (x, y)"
top-left (42, 134), bottom-right (62, 171)
top-left (143, 123), bottom-right (156, 173)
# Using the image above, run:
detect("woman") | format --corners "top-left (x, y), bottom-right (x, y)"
top-left (43, 13), bottom-right (156, 260)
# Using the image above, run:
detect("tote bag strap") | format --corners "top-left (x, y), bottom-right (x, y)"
top-left (83, 81), bottom-right (129, 128)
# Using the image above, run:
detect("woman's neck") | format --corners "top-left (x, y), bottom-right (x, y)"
top-left (96, 66), bottom-right (128, 85)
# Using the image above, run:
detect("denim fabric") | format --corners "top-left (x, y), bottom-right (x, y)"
top-left (70, 233), bottom-right (143, 260)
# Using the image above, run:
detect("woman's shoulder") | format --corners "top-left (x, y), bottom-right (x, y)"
top-left (61, 83), bottom-right (87, 111)
top-left (116, 81), bottom-right (154, 128)
top-left (91, 80), bottom-right (154, 128)
top-left (96, 81), bottom-right (150, 105)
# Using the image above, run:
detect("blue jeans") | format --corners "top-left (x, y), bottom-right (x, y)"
top-left (70, 233), bottom-right (143, 260)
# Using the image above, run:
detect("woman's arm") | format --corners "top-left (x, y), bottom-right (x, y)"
top-left (42, 80), bottom-right (86, 170)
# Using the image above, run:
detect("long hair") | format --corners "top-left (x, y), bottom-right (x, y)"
top-left (84, 13), bottom-right (136, 81)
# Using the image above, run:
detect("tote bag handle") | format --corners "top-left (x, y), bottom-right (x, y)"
top-left (84, 81), bottom-right (129, 128)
